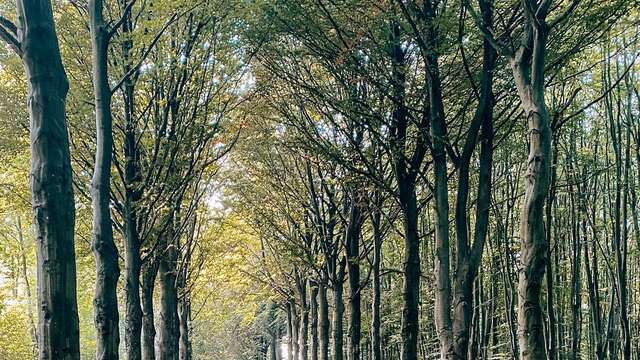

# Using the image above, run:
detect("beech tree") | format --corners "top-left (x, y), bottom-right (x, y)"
top-left (0, 0), bottom-right (81, 358)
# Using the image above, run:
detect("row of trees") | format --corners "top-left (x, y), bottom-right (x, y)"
top-left (0, 0), bottom-right (249, 358)
top-left (228, 0), bottom-right (640, 360)
top-left (0, 0), bottom-right (638, 359)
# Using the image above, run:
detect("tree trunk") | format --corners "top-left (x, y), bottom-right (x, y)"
top-left (16, 217), bottom-right (37, 355)
top-left (122, 9), bottom-right (143, 357)
top-left (332, 259), bottom-right (345, 360)
top-left (12, 0), bottom-right (81, 357)
top-left (388, 21), bottom-right (421, 360)
top-left (423, 3), bottom-right (453, 354)
top-left (141, 257), bottom-right (159, 360)
top-left (346, 192), bottom-right (364, 360)
top-left (269, 331), bottom-right (278, 360)
top-left (310, 286), bottom-right (319, 360)
top-left (178, 292), bottom-right (192, 360)
top-left (451, 2), bottom-right (495, 358)
top-left (158, 218), bottom-right (180, 360)
top-left (371, 202), bottom-right (382, 360)
top-left (509, 6), bottom-right (552, 359)
top-left (292, 301), bottom-right (300, 359)
top-left (318, 282), bottom-right (329, 360)
top-left (297, 277), bottom-right (309, 360)
top-left (89, 0), bottom-right (120, 357)
top-left (544, 138), bottom-right (558, 360)
top-left (287, 301), bottom-right (295, 360)
top-left (515, 94), bottom-right (551, 360)
top-left (124, 190), bottom-right (143, 360)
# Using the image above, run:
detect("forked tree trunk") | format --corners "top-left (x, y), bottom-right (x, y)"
top-left (88, 0), bottom-right (120, 357)
top-left (421, 3), bottom-right (453, 357)
top-left (451, 1), bottom-right (496, 358)
top-left (7, 0), bottom-right (82, 357)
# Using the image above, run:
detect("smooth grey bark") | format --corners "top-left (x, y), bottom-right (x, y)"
top-left (141, 258), bottom-right (159, 360)
top-left (88, 0), bottom-right (120, 357)
top-left (0, 0), bottom-right (82, 357)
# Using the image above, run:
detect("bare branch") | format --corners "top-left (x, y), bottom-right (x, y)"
top-left (549, 0), bottom-right (581, 29)
top-left (0, 24), bottom-right (21, 57)
top-left (108, 0), bottom-right (137, 38)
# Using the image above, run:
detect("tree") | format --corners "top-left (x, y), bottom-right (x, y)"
top-left (0, 0), bottom-right (81, 358)
top-left (88, 0), bottom-right (121, 356)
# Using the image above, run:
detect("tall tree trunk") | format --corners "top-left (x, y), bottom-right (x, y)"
top-left (121, 7), bottom-right (143, 357)
top-left (544, 137), bottom-right (558, 360)
top-left (16, 216), bottom-right (37, 355)
top-left (7, 0), bottom-right (82, 357)
top-left (318, 281), bottom-right (329, 360)
top-left (158, 217), bottom-right (180, 360)
top-left (605, 51), bottom-right (631, 360)
top-left (292, 301), bottom-right (300, 359)
top-left (568, 138), bottom-right (582, 360)
top-left (141, 257), bottom-right (159, 360)
top-left (123, 145), bottom-right (142, 360)
top-left (310, 286), bottom-right (319, 360)
top-left (332, 259), bottom-right (346, 360)
top-left (584, 217), bottom-right (604, 359)
top-left (451, 1), bottom-right (495, 358)
top-left (371, 200), bottom-right (382, 360)
top-left (388, 21), bottom-right (422, 360)
top-left (506, 3), bottom-right (553, 358)
top-left (89, 0), bottom-right (120, 357)
top-left (287, 301), bottom-right (295, 360)
top-left (297, 277), bottom-right (309, 360)
top-left (422, 3), bottom-right (453, 357)
top-left (346, 192), bottom-right (364, 360)
top-left (269, 331), bottom-right (278, 360)
top-left (178, 292), bottom-right (192, 360)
